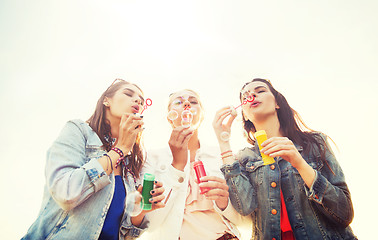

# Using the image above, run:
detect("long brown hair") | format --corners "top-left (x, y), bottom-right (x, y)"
top-left (87, 79), bottom-right (145, 178)
top-left (241, 78), bottom-right (334, 172)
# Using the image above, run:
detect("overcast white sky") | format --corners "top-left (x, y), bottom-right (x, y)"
top-left (1, 0), bottom-right (377, 239)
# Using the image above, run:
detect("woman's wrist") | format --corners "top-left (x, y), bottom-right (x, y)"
top-left (131, 211), bottom-right (146, 227)
top-left (215, 198), bottom-right (228, 211)
top-left (113, 145), bottom-right (131, 156)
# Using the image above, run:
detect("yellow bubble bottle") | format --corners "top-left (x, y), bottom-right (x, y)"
top-left (254, 130), bottom-right (275, 165)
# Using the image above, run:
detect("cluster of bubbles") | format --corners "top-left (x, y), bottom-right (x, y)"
top-left (167, 108), bottom-right (197, 127)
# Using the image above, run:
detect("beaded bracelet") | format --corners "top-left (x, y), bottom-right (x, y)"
top-left (111, 147), bottom-right (124, 158)
top-left (221, 150), bottom-right (233, 156)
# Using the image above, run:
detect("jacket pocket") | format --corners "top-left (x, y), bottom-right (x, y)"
top-left (245, 160), bottom-right (265, 185)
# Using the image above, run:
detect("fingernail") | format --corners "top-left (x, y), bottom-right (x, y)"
top-left (154, 180), bottom-right (157, 184)
top-left (154, 201), bottom-right (158, 204)
top-left (140, 115), bottom-right (144, 118)
top-left (150, 190), bottom-right (155, 194)
top-left (149, 198), bottom-right (153, 202)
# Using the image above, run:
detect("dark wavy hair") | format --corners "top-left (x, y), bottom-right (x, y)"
top-left (87, 79), bottom-right (145, 178)
top-left (241, 78), bottom-right (334, 172)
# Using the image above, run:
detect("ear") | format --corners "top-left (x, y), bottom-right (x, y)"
top-left (275, 104), bottom-right (280, 110)
top-left (103, 97), bottom-right (110, 107)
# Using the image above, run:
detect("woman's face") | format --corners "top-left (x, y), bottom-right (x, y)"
top-left (241, 81), bottom-right (279, 122)
top-left (105, 83), bottom-right (144, 119)
top-left (167, 90), bottom-right (203, 129)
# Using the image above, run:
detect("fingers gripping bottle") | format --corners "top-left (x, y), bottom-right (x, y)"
top-left (193, 160), bottom-right (210, 194)
top-left (254, 130), bottom-right (275, 165)
top-left (141, 173), bottom-right (155, 210)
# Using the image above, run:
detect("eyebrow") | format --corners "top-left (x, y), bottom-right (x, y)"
top-left (254, 86), bottom-right (268, 91)
top-left (124, 88), bottom-right (144, 103)
top-left (175, 96), bottom-right (198, 101)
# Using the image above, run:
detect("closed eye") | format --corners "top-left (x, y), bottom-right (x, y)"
top-left (173, 100), bottom-right (182, 105)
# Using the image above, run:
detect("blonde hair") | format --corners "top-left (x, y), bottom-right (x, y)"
top-left (168, 89), bottom-right (204, 111)
top-left (167, 89), bottom-right (205, 124)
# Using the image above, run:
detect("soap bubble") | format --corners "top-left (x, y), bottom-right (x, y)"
top-left (220, 131), bottom-right (230, 142)
top-left (190, 108), bottom-right (197, 116)
top-left (181, 120), bottom-right (191, 128)
top-left (167, 110), bottom-right (179, 121)
top-left (125, 190), bottom-right (144, 217)
top-left (181, 110), bottom-right (193, 122)
top-left (181, 110), bottom-right (193, 127)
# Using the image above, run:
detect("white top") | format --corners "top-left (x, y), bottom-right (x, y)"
top-left (142, 144), bottom-right (251, 240)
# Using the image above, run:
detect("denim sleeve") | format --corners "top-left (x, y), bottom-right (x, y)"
top-left (304, 135), bottom-right (354, 227)
top-left (120, 214), bottom-right (149, 239)
top-left (46, 120), bottom-right (111, 211)
top-left (221, 159), bottom-right (257, 216)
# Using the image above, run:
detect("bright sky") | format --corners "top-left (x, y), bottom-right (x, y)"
top-left (1, 0), bottom-right (377, 239)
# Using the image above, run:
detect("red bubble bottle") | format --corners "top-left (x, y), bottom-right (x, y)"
top-left (193, 160), bottom-right (210, 194)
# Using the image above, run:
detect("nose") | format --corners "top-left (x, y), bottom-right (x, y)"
top-left (134, 97), bottom-right (142, 106)
top-left (183, 101), bottom-right (191, 109)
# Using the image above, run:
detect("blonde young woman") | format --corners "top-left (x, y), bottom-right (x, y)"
top-left (22, 79), bottom-right (165, 240)
top-left (213, 79), bottom-right (357, 239)
top-left (143, 89), bottom-right (250, 240)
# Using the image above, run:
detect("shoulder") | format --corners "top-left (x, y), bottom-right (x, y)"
top-left (57, 119), bottom-right (99, 144)
top-left (236, 146), bottom-right (259, 159)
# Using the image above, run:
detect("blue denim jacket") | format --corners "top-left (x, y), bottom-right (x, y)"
top-left (22, 119), bottom-right (148, 240)
top-left (221, 134), bottom-right (357, 240)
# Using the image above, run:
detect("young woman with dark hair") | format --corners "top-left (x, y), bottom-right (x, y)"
top-left (213, 78), bottom-right (357, 239)
top-left (22, 79), bottom-right (165, 240)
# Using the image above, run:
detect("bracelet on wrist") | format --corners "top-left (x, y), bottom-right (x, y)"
top-left (221, 154), bottom-right (234, 160)
top-left (111, 147), bottom-right (124, 158)
top-left (104, 154), bottom-right (113, 172)
top-left (221, 150), bottom-right (232, 156)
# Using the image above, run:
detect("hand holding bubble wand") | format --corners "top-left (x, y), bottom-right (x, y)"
top-left (233, 94), bottom-right (255, 110)
top-left (219, 94), bottom-right (256, 142)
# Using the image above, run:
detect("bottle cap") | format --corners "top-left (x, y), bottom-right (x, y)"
top-left (193, 160), bottom-right (203, 168)
top-left (143, 173), bottom-right (155, 181)
top-left (254, 130), bottom-right (267, 138)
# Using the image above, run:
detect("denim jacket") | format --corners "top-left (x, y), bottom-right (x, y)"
top-left (22, 119), bottom-right (148, 240)
top-left (221, 134), bottom-right (357, 240)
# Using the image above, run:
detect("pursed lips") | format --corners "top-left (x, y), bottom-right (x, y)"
top-left (132, 105), bottom-right (140, 112)
top-left (250, 101), bottom-right (261, 107)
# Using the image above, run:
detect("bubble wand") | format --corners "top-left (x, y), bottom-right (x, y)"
top-left (233, 95), bottom-right (255, 110)
top-left (220, 95), bottom-right (256, 142)
top-left (140, 98), bottom-right (152, 115)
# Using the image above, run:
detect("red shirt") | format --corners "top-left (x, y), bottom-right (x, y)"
top-left (280, 190), bottom-right (295, 240)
